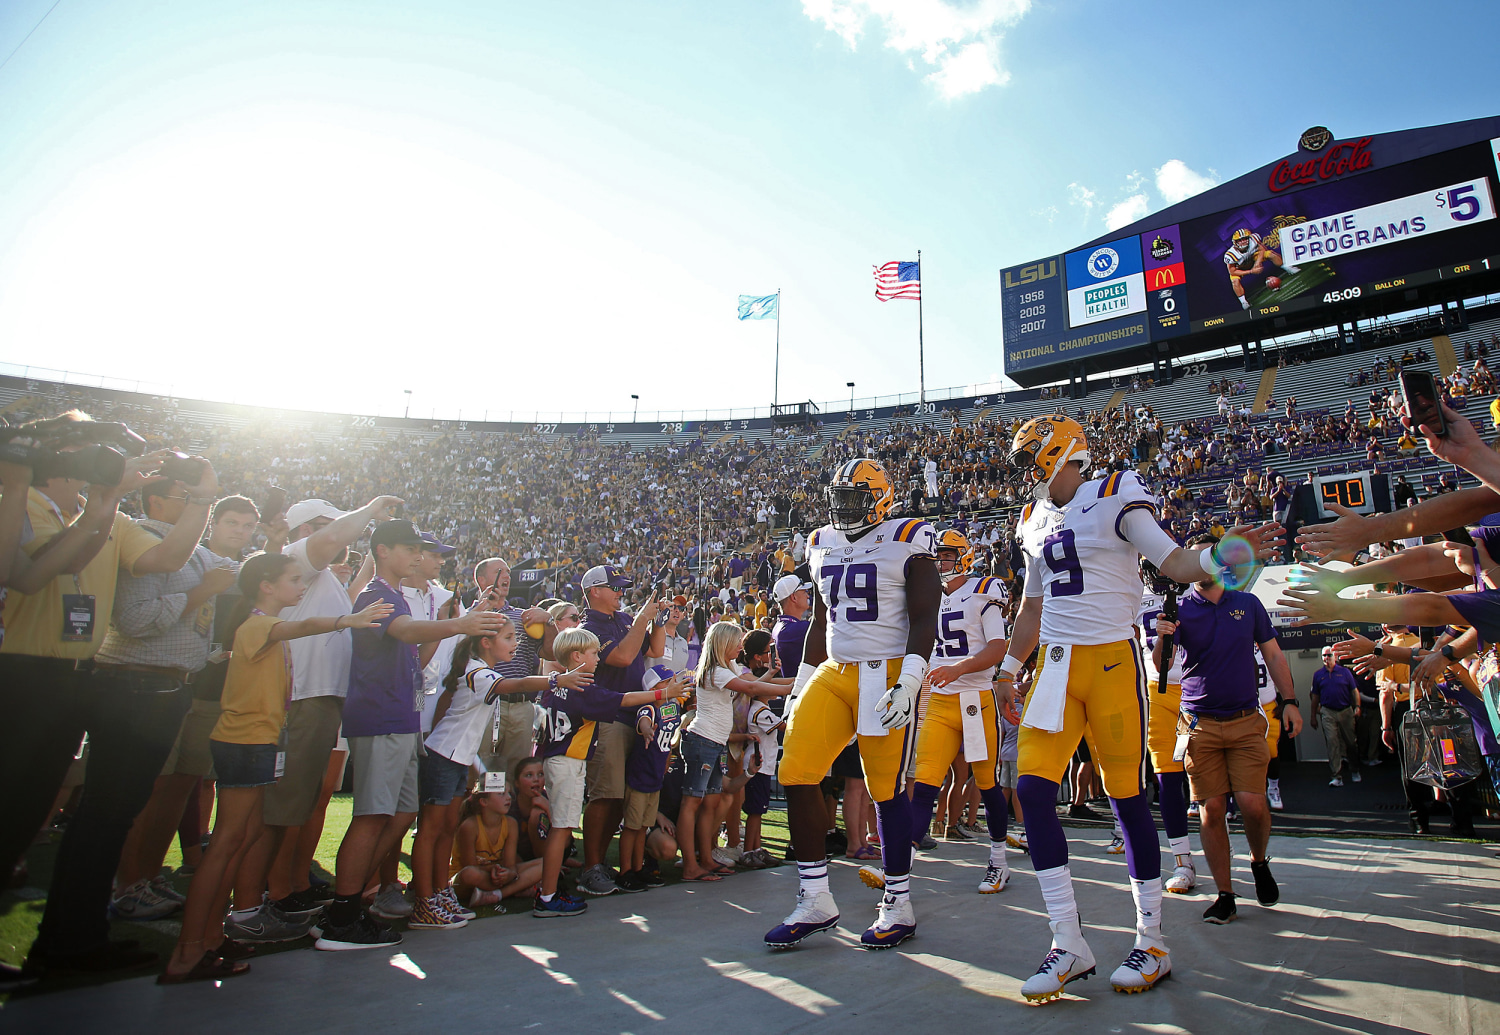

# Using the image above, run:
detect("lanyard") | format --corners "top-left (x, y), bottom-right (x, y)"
top-left (38, 490), bottom-right (85, 595)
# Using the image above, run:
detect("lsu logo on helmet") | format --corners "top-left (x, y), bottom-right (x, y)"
top-left (1009, 415), bottom-right (1090, 502)
top-left (826, 458), bottom-right (895, 532)
top-left (935, 528), bottom-right (974, 576)
top-left (1232, 228), bottom-right (1252, 246)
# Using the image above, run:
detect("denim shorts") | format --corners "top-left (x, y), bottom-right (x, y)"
top-left (682, 730), bottom-right (727, 799)
top-left (419, 749), bottom-right (471, 805)
top-left (209, 740), bottom-right (279, 789)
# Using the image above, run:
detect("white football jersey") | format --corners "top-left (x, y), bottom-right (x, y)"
top-left (1138, 590), bottom-right (1185, 685)
top-left (1222, 232), bottom-right (1264, 271)
top-left (1255, 645), bottom-right (1275, 705)
top-left (808, 516), bottom-right (937, 663)
top-left (1020, 469), bottom-right (1161, 646)
top-left (932, 576), bottom-right (1009, 694)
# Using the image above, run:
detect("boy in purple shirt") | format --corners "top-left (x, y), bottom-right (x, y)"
top-left (619, 665), bottom-right (690, 890)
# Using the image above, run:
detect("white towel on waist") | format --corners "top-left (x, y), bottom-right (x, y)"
top-left (856, 660), bottom-right (890, 738)
top-left (1022, 643), bottom-right (1072, 734)
top-left (958, 689), bottom-right (988, 762)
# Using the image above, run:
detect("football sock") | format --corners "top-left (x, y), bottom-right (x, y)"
top-left (1168, 836), bottom-right (1192, 863)
top-left (1017, 776), bottom-right (1069, 871)
top-left (327, 892), bottom-right (362, 928)
top-left (909, 781), bottom-right (941, 843)
top-left (1036, 864), bottom-right (1079, 926)
top-left (1111, 792), bottom-right (1162, 881)
top-left (1156, 771), bottom-right (1190, 840)
top-left (1131, 876), bottom-right (1165, 944)
top-left (979, 784), bottom-right (1010, 845)
top-left (874, 795), bottom-right (913, 878)
top-left (884, 873), bottom-right (911, 903)
top-left (797, 860), bottom-right (830, 897)
top-left (989, 842), bottom-right (1007, 867)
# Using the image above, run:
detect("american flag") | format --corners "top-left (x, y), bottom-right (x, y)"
top-left (874, 260), bottom-right (921, 301)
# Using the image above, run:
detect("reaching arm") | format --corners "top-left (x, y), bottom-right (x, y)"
top-left (603, 597), bottom-right (662, 668)
top-left (134, 462), bottom-right (219, 575)
top-left (1277, 576), bottom-right (1466, 629)
top-left (386, 607), bottom-right (508, 645)
top-left (305, 495), bottom-right (404, 571)
top-left (903, 555), bottom-right (940, 662)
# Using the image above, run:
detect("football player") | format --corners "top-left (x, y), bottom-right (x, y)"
top-left (764, 458), bottom-right (939, 951)
top-left (997, 416), bottom-right (1280, 1001)
top-left (1138, 565), bottom-right (1196, 894)
top-left (1223, 228), bottom-right (1300, 310)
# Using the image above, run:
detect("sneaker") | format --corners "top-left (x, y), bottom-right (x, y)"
top-left (1351, 770), bottom-right (1362, 783)
top-left (1165, 863), bottom-right (1197, 894)
top-left (945, 825), bottom-right (973, 842)
top-left (369, 883), bottom-right (414, 920)
top-left (1203, 891), bottom-right (1238, 924)
top-left (1020, 943), bottom-right (1097, 1002)
top-left (315, 913), bottom-right (403, 950)
top-left (408, 895), bottom-right (467, 930)
top-left (468, 887), bottom-right (503, 909)
top-left (711, 847), bottom-right (741, 869)
top-left (149, 874), bottom-right (186, 905)
top-left (225, 903), bottom-right (314, 944)
top-left (857, 865), bottom-right (886, 891)
top-left (916, 834), bottom-right (938, 851)
top-left (764, 890), bottom-right (840, 949)
top-left (614, 870), bottom-right (648, 893)
top-left (1328, 776), bottom-right (1344, 787)
top-left (1106, 835), bottom-right (1126, 855)
top-left (532, 893), bottom-right (588, 918)
top-left (438, 885), bottom-right (478, 919)
top-left (1110, 945), bottom-right (1172, 993)
top-left (958, 822), bottom-right (986, 839)
top-left (1006, 832), bottom-right (1029, 853)
top-left (1067, 804), bottom-right (1102, 820)
top-left (860, 892), bottom-right (915, 949)
top-left (1266, 783), bottom-right (1284, 811)
top-left (577, 864), bottom-right (619, 896)
top-left (641, 868), bottom-right (667, 888)
top-left (977, 863), bottom-right (1010, 894)
top-left (1250, 858), bottom-right (1279, 906)
top-left (274, 886), bottom-right (329, 917)
top-left (109, 878), bottom-right (181, 921)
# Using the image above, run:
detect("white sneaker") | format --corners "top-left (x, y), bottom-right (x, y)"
top-left (857, 865), bottom-right (886, 891)
top-left (109, 878), bottom-right (181, 920)
top-left (1351, 770), bottom-right (1362, 783)
top-left (860, 892), bottom-right (916, 949)
top-left (149, 874), bottom-right (186, 905)
top-left (369, 883), bottom-right (414, 920)
top-left (1111, 944), bottom-right (1172, 993)
top-left (1106, 835), bottom-right (1126, 855)
top-left (1006, 831), bottom-right (1029, 853)
top-left (1164, 863), bottom-right (1197, 894)
top-left (1266, 783), bottom-right (1284, 810)
top-left (977, 863), bottom-right (1010, 894)
top-left (764, 890), bottom-right (840, 949)
top-left (711, 846), bottom-right (741, 869)
top-left (1329, 776), bottom-right (1344, 787)
top-left (1021, 927), bottom-right (1097, 1003)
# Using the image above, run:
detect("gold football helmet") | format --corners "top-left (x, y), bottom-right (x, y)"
top-left (826, 458), bottom-right (895, 532)
top-left (935, 528), bottom-right (974, 576)
top-left (1009, 415), bottom-right (1091, 501)
top-left (1232, 228), bottom-right (1253, 247)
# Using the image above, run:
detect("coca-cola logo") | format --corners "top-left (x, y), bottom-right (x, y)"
top-left (1267, 137), bottom-right (1373, 193)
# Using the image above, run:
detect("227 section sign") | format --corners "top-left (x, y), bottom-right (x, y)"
top-left (1278, 178), bottom-right (1496, 266)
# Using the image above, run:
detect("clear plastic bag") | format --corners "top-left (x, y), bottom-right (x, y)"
top-left (1400, 695), bottom-right (1485, 789)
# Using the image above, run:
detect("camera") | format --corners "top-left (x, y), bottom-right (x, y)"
top-left (1139, 558), bottom-right (1176, 595)
top-left (159, 451), bottom-right (209, 485)
top-left (0, 416), bottom-right (147, 487)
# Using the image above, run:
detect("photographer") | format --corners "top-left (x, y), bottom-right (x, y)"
top-left (0, 415), bottom-right (218, 976)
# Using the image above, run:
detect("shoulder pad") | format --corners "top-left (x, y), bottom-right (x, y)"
top-left (1020, 502), bottom-right (1035, 525)
top-left (892, 518), bottom-right (933, 545)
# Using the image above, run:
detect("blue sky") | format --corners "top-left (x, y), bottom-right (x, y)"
top-left (0, 0), bottom-right (1497, 421)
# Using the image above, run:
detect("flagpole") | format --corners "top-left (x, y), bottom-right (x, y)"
top-left (773, 288), bottom-right (781, 415)
top-left (917, 249), bottom-right (926, 404)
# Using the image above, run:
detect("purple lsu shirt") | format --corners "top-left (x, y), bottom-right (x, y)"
top-left (343, 578), bottom-right (421, 737)
top-left (1176, 588), bottom-right (1277, 716)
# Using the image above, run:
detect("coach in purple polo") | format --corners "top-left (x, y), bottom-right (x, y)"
top-left (578, 564), bottom-right (666, 897)
top-left (1153, 533), bottom-right (1301, 925)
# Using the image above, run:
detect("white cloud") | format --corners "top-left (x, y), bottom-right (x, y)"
top-left (1155, 159), bottom-right (1218, 204)
top-left (803, 0), bottom-right (1032, 98)
top-left (1105, 193), bottom-right (1149, 230)
top-left (1123, 169), bottom-right (1145, 193)
top-left (1067, 182), bottom-right (1096, 212)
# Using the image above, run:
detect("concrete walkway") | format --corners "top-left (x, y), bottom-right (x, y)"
top-left (5, 831), bottom-right (1498, 1034)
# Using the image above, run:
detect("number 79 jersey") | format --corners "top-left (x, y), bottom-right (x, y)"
top-left (932, 576), bottom-right (1009, 695)
top-left (1019, 470), bottom-right (1160, 647)
top-left (807, 517), bottom-right (937, 664)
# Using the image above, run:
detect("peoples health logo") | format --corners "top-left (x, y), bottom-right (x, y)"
top-left (1083, 282), bottom-right (1129, 319)
top-left (1087, 247), bottom-right (1120, 279)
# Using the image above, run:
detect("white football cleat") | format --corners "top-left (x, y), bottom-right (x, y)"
top-left (977, 863), bottom-right (1010, 894)
top-left (1021, 942), bottom-right (1097, 1002)
top-left (1111, 944), bottom-right (1172, 993)
top-left (857, 865), bottom-right (886, 891)
top-left (1164, 862), bottom-right (1197, 894)
top-left (1006, 831), bottom-right (1029, 853)
top-left (1106, 835), bottom-right (1125, 855)
top-left (860, 893), bottom-right (916, 949)
top-left (763, 891), bottom-right (840, 949)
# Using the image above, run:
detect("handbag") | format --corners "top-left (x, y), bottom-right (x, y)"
top-left (1400, 690), bottom-right (1485, 790)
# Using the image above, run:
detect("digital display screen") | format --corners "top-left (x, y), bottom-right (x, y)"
top-left (1316, 473), bottom-right (1375, 518)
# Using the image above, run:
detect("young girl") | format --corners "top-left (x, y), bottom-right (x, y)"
top-left (678, 622), bottom-right (791, 882)
top-left (159, 552), bottom-right (392, 984)
top-left (509, 757), bottom-right (551, 865)
top-left (451, 785), bottom-right (543, 909)
top-left (410, 618), bottom-right (591, 929)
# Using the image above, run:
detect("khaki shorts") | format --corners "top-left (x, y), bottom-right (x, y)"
top-left (163, 699), bottom-right (222, 778)
top-left (263, 696), bottom-right (344, 826)
top-left (1182, 710), bottom-right (1271, 801)
top-left (492, 700), bottom-right (536, 781)
top-left (585, 720), bottom-right (632, 801)
top-left (545, 755), bottom-right (586, 829)
top-left (623, 787), bottom-right (661, 830)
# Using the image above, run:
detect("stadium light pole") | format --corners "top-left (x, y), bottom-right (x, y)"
top-left (847, 382), bottom-right (855, 411)
top-left (631, 394), bottom-right (639, 422)
top-left (403, 389), bottom-right (412, 419)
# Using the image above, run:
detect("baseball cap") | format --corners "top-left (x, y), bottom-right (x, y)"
top-left (642, 663), bottom-right (676, 693)
top-left (285, 498), bottom-right (348, 528)
top-left (581, 564), bottom-right (634, 591)
top-left (369, 519), bottom-right (424, 551)
top-left (671, 595), bottom-right (688, 607)
top-left (419, 531), bottom-right (456, 556)
top-left (773, 573), bottom-right (812, 602)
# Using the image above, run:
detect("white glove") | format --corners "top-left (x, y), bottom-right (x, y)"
top-left (877, 654), bottom-right (927, 730)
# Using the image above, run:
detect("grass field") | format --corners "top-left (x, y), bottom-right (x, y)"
top-left (1, 794), bottom-right (791, 997)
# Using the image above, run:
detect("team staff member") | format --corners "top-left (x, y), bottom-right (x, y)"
top-left (1311, 648), bottom-right (1361, 787)
top-left (1138, 568), bottom-right (1195, 893)
top-left (771, 573), bottom-right (812, 713)
top-left (1153, 534), bottom-right (1301, 925)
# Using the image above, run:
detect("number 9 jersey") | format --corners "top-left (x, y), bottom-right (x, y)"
top-left (1019, 469), bottom-right (1168, 646)
top-left (807, 517), bottom-right (937, 663)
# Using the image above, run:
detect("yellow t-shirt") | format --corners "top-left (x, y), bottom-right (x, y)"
top-left (1379, 631), bottom-right (1419, 702)
top-left (1, 490), bottom-right (159, 659)
top-left (213, 614), bottom-right (288, 745)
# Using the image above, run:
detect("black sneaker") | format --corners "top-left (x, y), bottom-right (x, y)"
top-left (641, 868), bottom-right (666, 888)
top-left (1067, 804), bottom-right (1102, 820)
top-left (314, 913), bottom-right (402, 951)
top-left (1202, 892), bottom-right (1238, 924)
top-left (1250, 859), bottom-right (1279, 907)
top-left (614, 870), bottom-right (648, 893)
top-left (273, 887), bottom-right (327, 916)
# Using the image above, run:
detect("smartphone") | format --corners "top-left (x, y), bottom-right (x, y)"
top-left (1445, 526), bottom-right (1476, 548)
top-left (1400, 369), bottom-right (1446, 437)
top-left (258, 485), bottom-right (288, 522)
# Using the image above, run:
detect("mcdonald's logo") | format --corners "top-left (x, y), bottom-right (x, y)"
top-left (1149, 262), bottom-right (1186, 289)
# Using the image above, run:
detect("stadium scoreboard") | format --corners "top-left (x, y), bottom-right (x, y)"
top-left (1314, 472), bottom-right (1375, 518)
top-left (1002, 124), bottom-right (1500, 382)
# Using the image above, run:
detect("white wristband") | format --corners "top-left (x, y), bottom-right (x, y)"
top-left (998, 655), bottom-right (1022, 678)
top-left (1198, 546), bottom-right (1222, 576)
top-left (791, 662), bottom-right (818, 696)
top-left (900, 653), bottom-right (929, 685)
